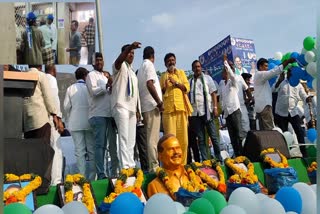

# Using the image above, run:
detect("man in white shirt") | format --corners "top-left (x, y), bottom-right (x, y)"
top-left (274, 69), bottom-right (311, 157)
top-left (112, 42), bottom-right (141, 169)
top-left (87, 52), bottom-right (119, 179)
top-left (45, 65), bottom-right (64, 185)
top-left (47, 14), bottom-right (57, 63)
top-left (64, 67), bottom-right (95, 181)
top-left (218, 60), bottom-right (242, 156)
top-left (188, 60), bottom-right (222, 162)
top-left (137, 46), bottom-right (163, 172)
top-left (254, 57), bottom-right (296, 130)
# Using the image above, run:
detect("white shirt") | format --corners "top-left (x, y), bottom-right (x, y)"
top-left (235, 75), bottom-right (248, 106)
top-left (64, 80), bottom-right (92, 131)
top-left (48, 24), bottom-right (57, 51)
top-left (275, 81), bottom-right (308, 117)
top-left (189, 74), bottom-right (216, 117)
top-left (137, 59), bottom-right (162, 113)
top-left (39, 25), bottom-right (52, 49)
top-left (112, 62), bottom-right (139, 113)
top-left (86, 70), bottom-right (112, 118)
top-left (46, 73), bottom-right (62, 118)
top-left (254, 65), bottom-right (283, 113)
top-left (218, 65), bottom-right (240, 118)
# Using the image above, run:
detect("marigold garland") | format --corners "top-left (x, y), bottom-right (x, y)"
top-left (3, 173), bottom-right (42, 205)
top-left (191, 159), bottom-right (227, 193)
top-left (307, 162), bottom-right (317, 173)
top-left (225, 156), bottom-right (258, 184)
top-left (260, 148), bottom-right (289, 168)
top-left (103, 168), bottom-right (144, 204)
top-left (64, 174), bottom-right (95, 213)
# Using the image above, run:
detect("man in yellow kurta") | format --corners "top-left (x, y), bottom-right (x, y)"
top-left (160, 53), bottom-right (192, 165)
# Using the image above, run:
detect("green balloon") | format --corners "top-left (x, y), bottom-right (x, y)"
top-left (4, 203), bottom-right (32, 214)
top-left (303, 36), bottom-right (315, 51)
top-left (183, 212), bottom-right (197, 214)
top-left (189, 198), bottom-right (215, 214)
top-left (281, 52), bottom-right (291, 62)
top-left (291, 62), bottom-right (299, 67)
top-left (202, 190), bottom-right (227, 214)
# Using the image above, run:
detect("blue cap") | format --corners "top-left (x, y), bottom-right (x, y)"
top-left (47, 14), bottom-right (54, 20)
top-left (26, 12), bottom-right (37, 21)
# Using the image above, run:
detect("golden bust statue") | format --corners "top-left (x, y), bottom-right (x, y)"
top-left (147, 134), bottom-right (201, 199)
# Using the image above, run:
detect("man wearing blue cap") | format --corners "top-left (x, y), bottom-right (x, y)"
top-left (21, 12), bottom-right (45, 64)
top-left (47, 14), bottom-right (57, 63)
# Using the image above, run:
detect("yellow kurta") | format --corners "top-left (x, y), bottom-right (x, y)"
top-left (160, 69), bottom-right (191, 164)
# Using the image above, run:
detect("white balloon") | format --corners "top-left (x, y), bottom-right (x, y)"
top-left (286, 212), bottom-right (298, 214)
top-left (228, 187), bottom-right (259, 214)
top-left (62, 201), bottom-right (89, 214)
top-left (260, 198), bottom-right (286, 214)
top-left (256, 193), bottom-right (268, 201)
top-left (273, 127), bottom-right (283, 134)
top-left (304, 51), bottom-right (316, 63)
top-left (144, 193), bottom-right (177, 214)
top-left (220, 204), bottom-right (247, 214)
top-left (306, 62), bottom-right (317, 78)
top-left (173, 201), bottom-right (186, 214)
top-left (34, 205), bottom-right (64, 214)
top-left (311, 48), bottom-right (317, 59)
top-left (310, 184), bottom-right (316, 194)
top-left (283, 131), bottom-right (294, 147)
top-left (312, 79), bottom-right (317, 90)
top-left (292, 182), bottom-right (316, 214)
top-left (274, 52), bottom-right (283, 60)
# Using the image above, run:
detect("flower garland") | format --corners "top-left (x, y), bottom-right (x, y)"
top-left (64, 174), bottom-right (95, 213)
top-left (307, 162), bottom-right (317, 173)
top-left (3, 173), bottom-right (42, 205)
top-left (191, 159), bottom-right (227, 193)
top-left (103, 168), bottom-right (144, 204)
top-left (225, 156), bottom-right (258, 184)
top-left (260, 148), bottom-right (289, 168)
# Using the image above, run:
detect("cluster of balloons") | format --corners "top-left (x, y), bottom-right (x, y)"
top-left (4, 201), bottom-right (90, 214)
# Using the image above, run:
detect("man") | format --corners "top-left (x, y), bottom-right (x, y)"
top-left (45, 65), bottom-right (64, 185)
top-left (137, 46), bottom-right (163, 172)
top-left (82, 17), bottom-right (95, 64)
top-left (64, 67), bottom-right (95, 181)
top-left (188, 60), bottom-right (221, 162)
top-left (39, 18), bottom-right (54, 64)
top-left (274, 69), bottom-right (311, 157)
top-left (254, 57), bottom-right (296, 130)
top-left (218, 59), bottom-right (242, 156)
top-left (21, 12), bottom-right (45, 65)
top-left (160, 53), bottom-right (192, 165)
top-left (112, 42), bottom-right (141, 169)
top-left (87, 52), bottom-right (119, 179)
top-left (242, 73), bottom-right (256, 130)
top-left (66, 20), bottom-right (81, 65)
top-left (234, 56), bottom-right (248, 75)
top-left (47, 14), bottom-right (57, 63)
top-left (147, 134), bottom-right (201, 199)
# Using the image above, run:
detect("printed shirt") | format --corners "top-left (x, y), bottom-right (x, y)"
top-left (83, 24), bottom-right (95, 46)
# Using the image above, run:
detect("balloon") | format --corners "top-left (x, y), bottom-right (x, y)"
top-left (62, 201), bottom-right (89, 214)
top-left (183, 212), bottom-right (197, 214)
top-left (228, 187), bottom-right (259, 214)
top-left (144, 193), bottom-right (176, 214)
top-left (275, 187), bottom-right (302, 213)
top-left (174, 202), bottom-right (186, 214)
top-left (290, 52), bottom-right (299, 59)
top-left (307, 128), bottom-right (317, 143)
top-left (268, 63), bottom-right (276, 70)
top-left (189, 198), bottom-right (215, 214)
top-left (281, 52), bottom-right (291, 62)
top-left (220, 205), bottom-right (247, 214)
top-left (202, 190), bottom-right (227, 214)
top-left (312, 79), bottom-right (317, 90)
top-left (256, 193), bottom-right (268, 201)
top-left (301, 48), bottom-right (307, 54)
top-left (110, 192), bottom-right (143, 214)
top-left (297, 54), bottom-right (308, 66)
top-left (292, 182), bottom-right (316, 214)
top-left (288, 76), bottom-right (300, 87)
top-left (4, 203), bottom-right (32, 214)
top-left (34, 205), bottom-right (64, 214)
top-left (268, 76), bottom-right (277, 87)
top-left (260, 198), bottom-right (286, 214)
top-left (303, 36), bottom-right (315, 51)
top-left (290, 66), bottom-right (304, 79)
top-left (310, 184), bottom-right (316, 194)
top-left (274, 52), bottom-right (283, 60)
top-left (305, 51), bottom-right (316, 63)
top-left (282, 131), bottom-right (294, 147)
top-left (286, 212), bottom-right (298, 214)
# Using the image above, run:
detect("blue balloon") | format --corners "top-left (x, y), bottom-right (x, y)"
top-left (307, 80), bottom-right (313, 89)
top-left (290, 66), bottom-right (304, 79)
top-left (297, 54), bottom-right (307, 66)
top-left (110, 192), bottom-right (144, 214)
top-left (274, 60), bottom-right (282, 65)
top-left (268, 76), bottom-right (277, 87)
top-left (290, 52), bottom-right (299, 59)
top-left (307, 128), bottom-right (317, 143)
top-left (268, 63), bottom-right (276, 70)
top-left (288, 76), bottom-right (300, 87)
top-left (275, 187), bottom-right (302, 213)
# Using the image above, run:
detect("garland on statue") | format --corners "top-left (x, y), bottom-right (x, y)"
top-left (3, 173), bottom-right (42, 205)
top-left (307, 161), bottom-right (317, 173)
top-left (260, 148), bottom-right (289, 168)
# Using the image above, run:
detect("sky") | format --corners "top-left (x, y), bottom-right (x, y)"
top-left (100, 0), bottom-right (317, 73)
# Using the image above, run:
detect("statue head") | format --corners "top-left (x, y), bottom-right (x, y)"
top-left (157, 134), bottom-right (182, 170)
